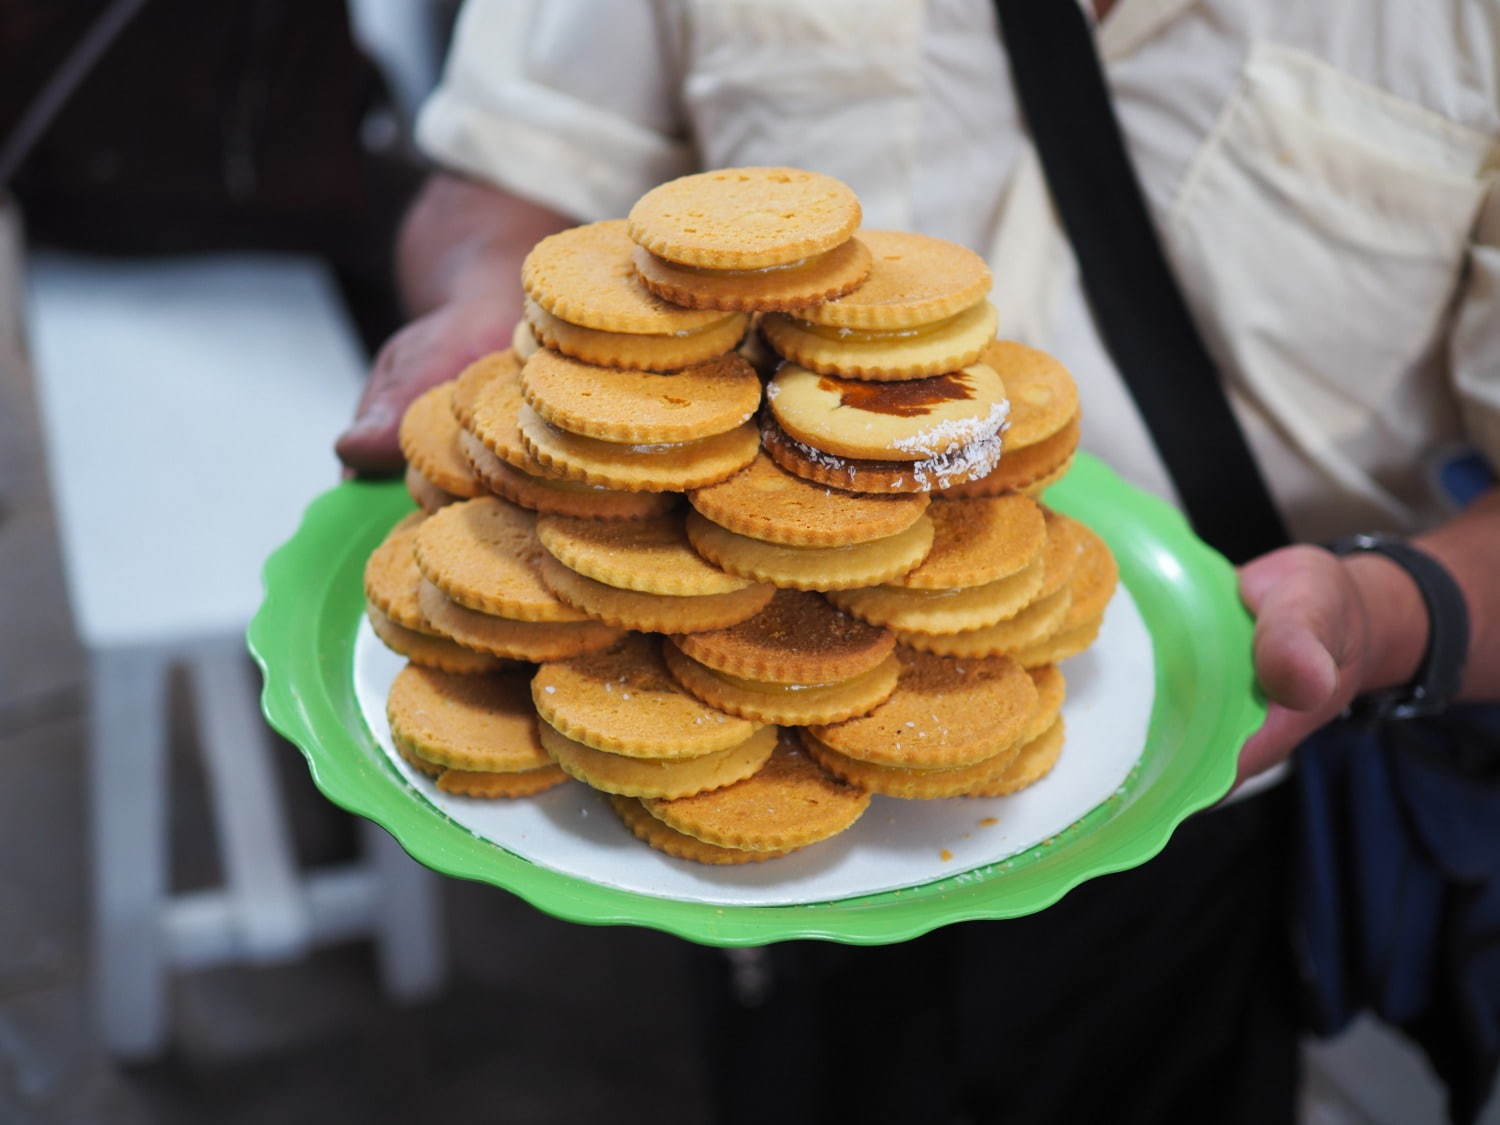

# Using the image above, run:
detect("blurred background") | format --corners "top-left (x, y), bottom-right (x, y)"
top-left (0, 2), bottom-right (1492, 1123)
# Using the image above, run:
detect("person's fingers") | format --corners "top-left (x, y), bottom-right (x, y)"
top-left (1235, 702), bottom-right (1323, 786)
top-left (1239, 547), bottom-right (1350, 712)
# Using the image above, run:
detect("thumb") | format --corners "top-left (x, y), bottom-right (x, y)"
top-left (1239, 547), bottom-right (1348, 713)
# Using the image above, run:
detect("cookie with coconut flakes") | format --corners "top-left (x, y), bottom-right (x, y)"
top-left (768, 362), bottom-right (1008, 463)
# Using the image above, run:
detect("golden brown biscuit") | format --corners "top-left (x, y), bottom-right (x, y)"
top-left (663, 642), bottom-right (899, 726)
top-left (364, 512), bottom-right (432, 632)
top-left (367, 604), bottom-right (508, 674)
top-left (525, 297), bottom-right (748, 372)
top-left (414, 496), bottom-right (592, 622)
top-left (452, 351), bottom-right (520, 430)
top-left (963, 716), bottom-right (1065, 797)
top-left (789, 229), bottom-right (992, 328)
top-left (800, 730), bottom-right (1022, 800)
top-left (540, 720), bottom-right (777, 799)
top-left (641, 734), bottom-right (870, 851)
top-left (1008, 615), bottom-right (1104, 669)
top-left (399, 382), bottom-right (484, 499)
top-left (827, 553), bottom-right (1047, 636)
top-left (386, 664), bottom-right (550, 773)
top-left (520, 348), bottom-right (761, 444)
top-left (671, 588), bottom-right (894, 684)
top-left (518, 405), bottom-right (760, 492)
top-left (981, 340), bottom-right (1079, 450)
top-left (521, 220), bottom-right (734, 334)
top-left (608, 794), bottom-right (791, 864)
top-left (437, 764), bottom-right (570, 798)
top-left (687, 452), bottom-right (931, 548)
top-left (890, 495), bottom-right (1046, 590)
top-left (807, 648), bottom-right (1038, 769)
top-left (532, 634), bottom-right (763, 758)
top-left (631, 237), bottom-right (872, 312)
top-left (685, 509), bottom-right (935, 591)
top-left (760, 300), bottom-right (998, 381)
top-left (536, 551), bottom-right (775, 634)
top-left (536, 512), bottom-right (754, 596)
top-left (893, 585), bottom-right (1071, 658)
top-left (459, 429), bottom-right (677, 521)
top-left (628, 167), bottom-right (862, 270)
top-left (417, 579), bottom-right (626, 662)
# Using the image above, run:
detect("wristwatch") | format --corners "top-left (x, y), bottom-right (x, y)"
top-left (1325, 533), bottom-right (1470, 722)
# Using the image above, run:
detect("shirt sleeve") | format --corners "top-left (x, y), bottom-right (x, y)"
top-left (1450, 182), bottom-right (1500, 475)
top-left (416, 0), bottom-right (695, 223)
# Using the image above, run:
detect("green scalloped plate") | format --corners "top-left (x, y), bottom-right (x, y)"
top-left (249, 452), bottom-right (1262, 946)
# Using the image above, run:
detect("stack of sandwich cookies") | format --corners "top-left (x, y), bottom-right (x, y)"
top-left (759, 229), bottom-right (996, 380)
top-left (628, 167), bottom-right (870, 311)
top-left (533, 512), bottom-right (775, 633)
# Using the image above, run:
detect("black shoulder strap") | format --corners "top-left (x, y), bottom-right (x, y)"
top-left (992, 0), bottom-right (1287, 563)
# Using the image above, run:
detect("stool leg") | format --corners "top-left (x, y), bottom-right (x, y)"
top-left (360, 820), bottom-right (447, 1002)
top-left (90, 644), bottom-right (170, 1058)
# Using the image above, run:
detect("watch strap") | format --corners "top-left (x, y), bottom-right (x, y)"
top-left (1326, 534), bottom-right (1470, 721)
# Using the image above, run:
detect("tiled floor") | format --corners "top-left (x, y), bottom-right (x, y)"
top-left (0, 201), bottom-right (713, 1125)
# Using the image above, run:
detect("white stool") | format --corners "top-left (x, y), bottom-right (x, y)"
top-left (25, 250), bottom-right (447, 1059)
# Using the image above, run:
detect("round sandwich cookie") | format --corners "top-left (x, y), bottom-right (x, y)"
top-left (890, 494), bottom-right (1046, 590)
top-left (684, 508), bottom-right (935, 591)
top-left (540, 720), bottom-right (777, 800)
top-left (367, 604), bottom-right (507, 674)
top-left (524, 297), bottom-right (748, 372)
top-left (364, 512), bottom-right (434, 633)
top-left (517, 405), bottom-right (760, 493)
top-left (520, 348), bottom-right (761, 444)
top-left (628, 167), bottom-right (863, 271)
top-left (452, 349), bottom-right (521, 429)
top-left (404, 466), bottom-right (459, 514)
top-left (536, 512), bottom-right (754, 597)
top-left (459, 428), bottom-right (676, 521)
top-left (800, 729), bottom-right (1023, 800)
top-left (414, 496), bottom-right (592, 623)
top-left (663, 640), bottom-right (900, 726)
top-left (640, 731), bottom-right (871, 853)
top-left (671, 588), bottom-right (895, 684)
top-left (532, 634), bottom-right (764, 759)
top-left (761, 415), bottom-right (1003, 494)
top-left (1009, 618), bottom-right (1104, 669)
top-left (687, 451), bottom-right (931, 548)
top-left (941, 413), bottom-right (1080, 498)
top-left (760, 300), bottom-right (998, 382)
top-left (827, 553), bottom-right (1048, 636)
top-left (399, 381), bottom-right (484, 500)
top-left (768, 362), bottom-right (1009, 463)
top-left (631, 237), bottom-right (872, 313)
top-left (785, 229), bottom-right (992, 329)
top-left (535, 551), bottom-right (775, 634)
top-left (806, 647), bottom-right (1039, 770)
top-left (417, 579), bottom-right (626, 662)
top-left (608, 794), bottom-right (791, 865)
top-left (1021, 455), bottom-right (1075, 497)
top-left (386, 664), bottom-right (551, 774)
top-left (894, 584), bottom-right (1071, 658)
top-left (465, 356), bottom-right (549, 472)
top-left (434, 764), bottom-right (571, 799)
top-left (963, 715), bottom-right (1066, 797)
top-left (521, 219), bottom-right (734, 335)
top-left (981, 339), bottom-right (1079, 450)
top-left (1051, 516), bottom-right (1120, 630)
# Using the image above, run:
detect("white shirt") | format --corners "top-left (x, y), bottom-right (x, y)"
top-left (417, 0), bottom-right (1500, 542)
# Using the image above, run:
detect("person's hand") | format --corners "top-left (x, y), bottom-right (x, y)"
top-left (335, 296), bottom-right (517, 474)
top-left (1235, 546), bottom-right (1378, 785)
